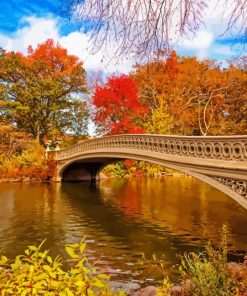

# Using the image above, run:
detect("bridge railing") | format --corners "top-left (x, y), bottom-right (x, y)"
top-left (54, 134), bottom-right (247, 162)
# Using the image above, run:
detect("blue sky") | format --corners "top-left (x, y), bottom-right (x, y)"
top-left (0, 0), bottom-right (56, 33)
top-left (0, 0), bottom-right (244, 73)
top-left (0, 0), bottom-right (80, 35)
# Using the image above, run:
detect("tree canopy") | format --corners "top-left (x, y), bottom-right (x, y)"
top-left (0, 39), bottom-right (89, 144)
top-left (92, 75), bottom-right (147, 134)
top-left (92, 52), bottom-right (247, 136)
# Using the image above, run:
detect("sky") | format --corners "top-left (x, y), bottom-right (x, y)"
top-left (0, 0), bottom-right (245, 74)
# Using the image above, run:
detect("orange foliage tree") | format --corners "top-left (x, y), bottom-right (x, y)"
top-left (0, 39), bottom-right (88, 145)
top-left (133, 52), bottom-right (247, 136)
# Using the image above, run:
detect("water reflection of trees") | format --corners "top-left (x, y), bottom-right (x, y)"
top-left (0, 183), bottom-right (66, 258)
top-left (0, 178), bottom-right (247, 280)
top-left (99, 177), bottom-right (247, 250)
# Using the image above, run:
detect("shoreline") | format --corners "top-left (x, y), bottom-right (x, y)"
top-left (0, 173), bottom-right (189, 183)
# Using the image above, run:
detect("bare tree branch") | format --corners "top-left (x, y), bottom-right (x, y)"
top-left (59, 0), bottom-right (246, 59)
top-left (60, 0), bottom-right (207, 58)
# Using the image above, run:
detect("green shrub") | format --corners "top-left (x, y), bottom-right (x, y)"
top-left (102, 162), bottom-right (127, 177)
top-left (179, 225), bottom-right (238, 296)
top-left (141, 226), bottom-right (246, 296)
top-left (0, 239), bottom-right (125, 296)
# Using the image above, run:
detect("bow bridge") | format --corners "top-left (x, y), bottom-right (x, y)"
top-left (51, 134), bottom-right (247, 210)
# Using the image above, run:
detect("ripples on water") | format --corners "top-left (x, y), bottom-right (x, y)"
top-left (0, 176), bottom-right (247, 287)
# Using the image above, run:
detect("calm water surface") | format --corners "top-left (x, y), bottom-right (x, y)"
top-left (0, 177), bottom-right (247, 287)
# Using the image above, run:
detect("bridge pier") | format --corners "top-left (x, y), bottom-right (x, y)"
top-left (90, 170), bottom-right (99, 191)
top-left (90, 167), bottom-right (98, 182)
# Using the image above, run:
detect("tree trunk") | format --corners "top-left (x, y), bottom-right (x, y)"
top-left (36, 124), bottom-right (40, 145)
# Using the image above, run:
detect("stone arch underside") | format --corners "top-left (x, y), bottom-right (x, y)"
top-left (55, 150), bottom-right (247, 211)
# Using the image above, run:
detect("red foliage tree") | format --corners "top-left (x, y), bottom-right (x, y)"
top-left (92, 75), bottom-right (147, 135)
top-left (124, 160), bottom-right (137, 169)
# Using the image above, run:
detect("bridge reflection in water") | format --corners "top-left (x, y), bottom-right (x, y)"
top-left (50, 134), bottom-right (247, 209)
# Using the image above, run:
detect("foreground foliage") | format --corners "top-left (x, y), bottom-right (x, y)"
top-left (157, 226), bottom-right (247, 295)
top-left (0, 239), bottom-right (125, 296)
top-left (1, 227), bottom-right (246, 295)
top-left (179, 227), bottom-right (236, 295)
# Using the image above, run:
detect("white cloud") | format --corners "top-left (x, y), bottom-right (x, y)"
top-left (0, 33), bottom-right (11, 51)
top-left (212, 45), bottom-right (235, 56)
top-left (0, 15), bottom-right (133, 74)
top-left (182, 31), bottom-right (214, 58)
top-left (0, 16), bottom-right (59, 54)
top-left (59, 31), bottom-right (134, 73)
top-left (0, 0), bottom-right (242, 74)
top-left (177, 0), bottom-right (243, 59)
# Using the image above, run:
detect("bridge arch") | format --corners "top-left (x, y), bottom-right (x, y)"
top-left (52, 134), bottom-right (247, 210)
top-left (58, 153), bottom-right (191, 181)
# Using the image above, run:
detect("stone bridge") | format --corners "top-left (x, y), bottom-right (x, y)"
top-left (51, 134), bottom-right (247, 210)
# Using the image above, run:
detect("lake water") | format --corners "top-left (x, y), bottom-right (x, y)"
top-left (0, 177), bottom-right (247, 288)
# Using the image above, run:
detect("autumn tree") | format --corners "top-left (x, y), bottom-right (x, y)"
top-left (92, 75), bottom-right (147, 135)
top-left (133, 52), bottom-right (247, 136)
top-left (0, 125), bottom-right (32, 161)
top-left (0, 39), bottom-right (89, 144)
top-left (133, 51), bottom-right (197, 135)
top-left (92, 52), bottom-right (246, 136)
top-left (220, 64), bottom-right (247, 134)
